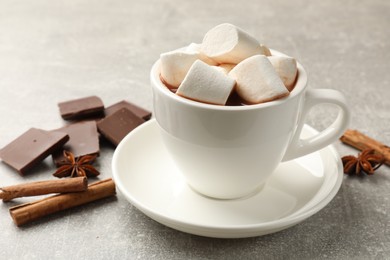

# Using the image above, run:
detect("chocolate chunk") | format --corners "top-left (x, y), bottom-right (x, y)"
top-left (51, 121), bottom-right (100, 166)
top-left (104, 100), bottom-right (152, 121)
top-left (97, 108), bottom-right (145, 146)
top-left (58, 96), bottom-right (104, 120)
top-left (0, 128), bottom-right (69, 175)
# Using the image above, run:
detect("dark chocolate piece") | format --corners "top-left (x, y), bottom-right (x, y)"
top-left (104, 100), bottom-right (152, 121)
top-left (51, 121), bottom-right (100, 166)
top-left (97, 108), bottom-right (145, 146)
top-left (58, 96), bottom-right (104, 120)
top-left (0, 128), bottom-right (69, 175)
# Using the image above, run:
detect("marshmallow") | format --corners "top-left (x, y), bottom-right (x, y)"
top-left (160, 49), bottom-right (199, 88)
top-left (212, 64), bottom-right (235, 75)
top-left (228, 55), bottom-right (289, 104)
top-left (201, 23), bottom-right (266, 64)
top-left (212, 66), bottom-right (228, 75)
top-left (177, 60), bottom-right (236, 105)
top-left (260, 44), bottom-right (272, 56)
top-left (186, 42), bottom-right (201, 52)
top-left (268, 56), bottom-right (298, 91)
top-left (186, 43), bottom-right (218, 65)
top-left (219, 64), bottom-right (235, 74)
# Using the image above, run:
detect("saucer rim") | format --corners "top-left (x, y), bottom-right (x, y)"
top-left (112, 119), bottom-right (343, 236)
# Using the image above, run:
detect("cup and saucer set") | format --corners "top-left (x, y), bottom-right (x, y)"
top-left (112, 119), bottom-right (343, 238)
top-left (112, 47), bottom-right (349, 238)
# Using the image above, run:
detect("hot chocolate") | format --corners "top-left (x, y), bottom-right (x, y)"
top-left (159, 23), bottom-right (298, 106)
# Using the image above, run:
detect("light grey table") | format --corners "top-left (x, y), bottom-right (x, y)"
top-left (0, 1), bottom-right (389, 259)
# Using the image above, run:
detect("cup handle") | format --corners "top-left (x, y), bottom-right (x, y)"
top-left (282, 89), bottom-right (350, 161)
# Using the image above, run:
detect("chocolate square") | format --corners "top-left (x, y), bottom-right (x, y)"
top-left (0, 128), bottom-right (69, 175)
top-left (58, 96), bottom-right (104, 120)
top-left (51, 121), bottom-right (100, 166)
top-left (97, 108), bottom-right (145, 146)
top-left (104, 100), bottom-right (152, 121)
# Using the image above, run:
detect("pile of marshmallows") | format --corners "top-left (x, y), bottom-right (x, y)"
top-left (160, 23), bottom-right (298, 105)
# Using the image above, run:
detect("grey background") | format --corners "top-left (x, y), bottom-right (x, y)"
top-left (0, 0), bottom-right (389, 259)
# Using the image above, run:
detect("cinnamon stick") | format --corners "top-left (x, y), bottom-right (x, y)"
top-left (0, 177), bottom-right (87, 202)
top-left (9, 178), bottom-right (116, 226)
top-left (340, 129), bottom-right (390, 166)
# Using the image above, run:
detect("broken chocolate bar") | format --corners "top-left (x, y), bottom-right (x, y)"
top-left (51, 121), bottom-right (100, 166)
top-left (58, 96), bottom-right (104, 120)
top-left (0, 128), bottom-right (69, 175)
top-left (104, 100), bottom-right (152, 121)
top-left (97, 108), bottom-right (145, 146)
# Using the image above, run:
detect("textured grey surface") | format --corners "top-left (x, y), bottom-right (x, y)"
top-left (0, 0), bottom-right (389, 259)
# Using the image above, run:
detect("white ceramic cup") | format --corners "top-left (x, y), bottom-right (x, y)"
top-left (151, 50), bottom-right (350, 199)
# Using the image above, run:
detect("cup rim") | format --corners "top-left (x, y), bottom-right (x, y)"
top-left (151, 49), bottom-right (308, 111)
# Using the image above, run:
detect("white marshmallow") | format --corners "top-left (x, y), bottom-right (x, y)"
top-left (186, 42), bottom-right (201, 52)
top-left (219, 64), bottom-right (235, 74)
top-left (228, 55), bottom-right (289, 104)
top-left (260, 44), bottom-right (272, 56)
top-left (186, 42), bottom-right (218, 65)
top-left (212, 65), bottom-right (228, 75)
top-left (160, 49), bottom-right (199, 87)
top-left (268, 56), bottom-right (298, 91)
top-left (177, 60), bottom-right (236, 105)
top-left (212, 64), bottom-right (235, 75)
top-left (200, 23), bottom-right (266, 64)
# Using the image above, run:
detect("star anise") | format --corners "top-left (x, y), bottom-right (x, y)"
top-left (53, 150), bottom-right (100, 178)
top-left (341, 149), bottom-right (384, 176)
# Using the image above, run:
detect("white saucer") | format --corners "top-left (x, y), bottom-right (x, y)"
top-left (112, 119), bottom-right (343, 238)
